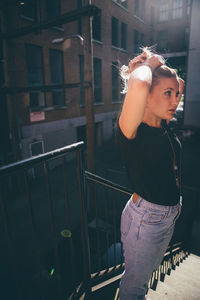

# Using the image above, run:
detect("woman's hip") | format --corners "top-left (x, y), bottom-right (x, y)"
top-left (121, 194), bottom-right (182, 242)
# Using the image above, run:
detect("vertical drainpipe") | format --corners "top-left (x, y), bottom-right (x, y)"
top-left (82, 0), bottom-right (96, 173)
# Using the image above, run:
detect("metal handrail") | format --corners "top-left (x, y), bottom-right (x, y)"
top-left (0, 141), bottom-right (87, 300)
top-left (0, 141), bottom-right (84, 177)
top-left (85, 170), bottom-right (133, 196)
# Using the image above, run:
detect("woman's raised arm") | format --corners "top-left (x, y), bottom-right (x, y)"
top-left (119, 54), bottom-right (163, 139)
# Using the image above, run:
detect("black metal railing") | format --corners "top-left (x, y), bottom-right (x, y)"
top-left (0, 142), bottom-right (197, 300)
top-left (0, 141), bottom-right (89, 300)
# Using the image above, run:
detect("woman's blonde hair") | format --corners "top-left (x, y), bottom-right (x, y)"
top-left (151, 65), bottom-right (179, 91)
top-left (120, 47), bottom-right (178, 94)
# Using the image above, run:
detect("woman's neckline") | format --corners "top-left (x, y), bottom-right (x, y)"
top-left (142, 121), bottom-right (162, 129)
top-left (141, 120), bottom-right (168, 134)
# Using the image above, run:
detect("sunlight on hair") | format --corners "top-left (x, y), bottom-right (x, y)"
top-left (120, 46), bottom-right (166, 94)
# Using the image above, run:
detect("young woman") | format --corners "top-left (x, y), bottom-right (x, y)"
top-left (116, 49), bottom-right (184, 300)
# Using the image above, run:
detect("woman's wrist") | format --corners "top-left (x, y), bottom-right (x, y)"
top-left (142, 62), bottom-right (154, 72)
top-left (129, 64), bottom-right (152, 86)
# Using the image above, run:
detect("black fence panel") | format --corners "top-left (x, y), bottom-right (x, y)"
top-left (0, 142), bottom-right (88, 300)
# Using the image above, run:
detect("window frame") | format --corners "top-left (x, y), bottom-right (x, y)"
top-left (112, 16), bottom-right (119, 47)
top-left (186, 0), bottom-right (192, 16)
top-left (150, 6), bottom-right (155, 27)
top-left (49, 48), bottom-right (65, 107)
top-left (92, 9), bottom-right (101, 42)
top-left (157, 30), bottom-right (168, 51)
top-left (93, 57), bottom-right (102, 104)
top-left (172, 0), bottom-right (183, 20)
top-left (25, 44), bottom-right (46, 110)
top-left (140, 0), bottom-right (146, 21)
top-left (159, 0), bottom-right (169, 22)
top-left (134, 0), bottom-right (139, 17)
top-left (121, 22), bottom-right (127, 50)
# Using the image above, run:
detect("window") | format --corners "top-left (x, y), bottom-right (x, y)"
top-left (121, 0), bottom-right (128, 8)
top-left (0, 36), bottom-right (4, 86)
top-left (19, 0), bottom-right (37, 20)
top-left (77, 0), bottom-right (82, 35)
top-left (134, 0), bottom-right (139, 17)
top-left (46, 0), bottom-right (61, 19)
top-left (141, 33), bottom-right (145, 46)
top-left (141, 0), bottom-right (146, 21)
top-left (112, 62), bottom-right (119, 102)
top-left (159, 0), bottom-right (168, 22)
top-left (78, 18), bottom-right (82, 35)
top-left (93, 58), bottom-right (102, 103)
top-left (77, 0), bottom-right (82, 7)
top-left (150, 6), bottom-right (155, 27)
top-left (112, 17), bottom-right (119, 47)
top-left (133, 30), bottom-right (139, 53)
top-left (121, 23), bottom-right (127, 50)
top-left (26, 45), bottom-right (44, 85)
top-left (93, 10), bottom-right (101, 41)
top-left (30, 140), bottom-right (44, 156)
top-left (172, 0), bottom-right (183, 19)
top-left (186, 0), bottom-right (191, 16)
top-left (26, 44), bottom-right (45, 109)
top-left (95, 122), bottom-right (103, 146)
top-left (76, 122), bottom-right (102, 147)
top-left (49, 49), bottom-right (65, 106)
top-left (149, 36), bottom-right (154, 46)
top-left (184, 27), bottom-right (189, 48)
top-left (79, 55), bottom-right (85, 106)
top-left (77, 125), bottom-right (86, 148)
top-left (29, 92), bottom-right (45, 108)
top-left (157, 30), bottom-right (168, 51)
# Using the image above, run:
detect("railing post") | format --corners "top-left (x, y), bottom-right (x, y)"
top-left (0, 184), bottom-right (22, 299)
top-left (76, 145), bottom-right (92, 296)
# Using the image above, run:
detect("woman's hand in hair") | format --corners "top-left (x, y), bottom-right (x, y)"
top-left (127, 52), bottom-right (147, 74)
top-left (144, 54), bottom-right (164, 71)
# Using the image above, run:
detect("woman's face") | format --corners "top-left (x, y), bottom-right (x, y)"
top-left (146, 77), bottom-right (180, 121)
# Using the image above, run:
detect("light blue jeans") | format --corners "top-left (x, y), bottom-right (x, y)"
top-left (119, 194), bottom-right (182, 300)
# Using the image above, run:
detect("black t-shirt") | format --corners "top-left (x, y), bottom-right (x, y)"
top-left (116, 121), bottom-right (181, 206)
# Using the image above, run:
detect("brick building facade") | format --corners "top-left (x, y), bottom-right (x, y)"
top-left (0, 0), bottom-right (192, 165)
